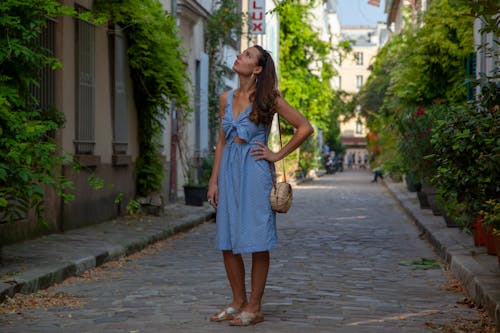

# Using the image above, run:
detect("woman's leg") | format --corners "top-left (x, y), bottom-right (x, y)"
top-left (246, 251), bottom-right (270, 313)
top-left (222, 250), bottom-right (247, 309)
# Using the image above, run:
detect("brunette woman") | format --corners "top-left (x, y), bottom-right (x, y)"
top-left (207, 45), bottom-right (313, 326)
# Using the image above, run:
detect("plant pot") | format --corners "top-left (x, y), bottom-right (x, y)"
top-left (417, 191), bottom-right (430, 209)
top-left (405, 175), bottom-right (421, 192)
top-left (443, 212), bottom-right (459, 228)
top-left (473, 216), bottom-right (487, 247)
top-left (183, 185), bottom-right (207, 206)
top-left (493, 234), bottom-right (500, 269)
top-left (485, 227), bottom-right (497, 256)
top-left (425, 191), bottom-right (442, 216)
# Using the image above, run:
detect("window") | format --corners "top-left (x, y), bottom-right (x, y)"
top-left (75, 6), bottom-right (96, 154)
top-left (29, 19), bottom-right (56, 114)
top-left (356, 120), bottom-right (363, 134)
top-left (355, 52), bottom-right (363, 66)
top-left (356, 75), bottom-right (363, 90)
top-left (110, 24), bottom-right (129, 155)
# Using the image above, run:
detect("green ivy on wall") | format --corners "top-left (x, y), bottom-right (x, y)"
top-left (0, 0), bottom-right (100, 223)
top-left (94, 0), bottom-right (191, 197)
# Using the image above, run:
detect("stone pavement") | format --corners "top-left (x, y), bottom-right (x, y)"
top-left (384, 178), bottom-right (500, 330)
top-left (0, 170), bottom-right (498, 332)
top-left (0, 203), bottom-right (215, 302)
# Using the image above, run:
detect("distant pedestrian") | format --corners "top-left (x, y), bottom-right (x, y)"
top-left (207, 45), bottom-right (313, 326)
top-left (348, 153), bottom-right (353, 169)
top-left (323, 143), bottom-right (330, 155)
top-left (371, 161), bottom-right (384, 182)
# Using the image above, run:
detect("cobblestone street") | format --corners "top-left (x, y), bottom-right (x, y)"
top-left (0, 171), bottom-right (485, 333)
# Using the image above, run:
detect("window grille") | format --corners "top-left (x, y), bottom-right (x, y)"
top-left (74, 6), bottom-right (96, 154)
top-left (29, 19), bottom-right (56, 114)
top-left (109, 24), bottom-right (129, 154)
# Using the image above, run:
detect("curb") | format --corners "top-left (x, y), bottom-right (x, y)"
top-left (0, 205), bottom-right (215, 303)
top-left (382, 180), bottom-right (500, 331)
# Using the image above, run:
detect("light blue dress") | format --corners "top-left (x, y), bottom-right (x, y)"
top-left (216, 90), bottom-right (277, 254)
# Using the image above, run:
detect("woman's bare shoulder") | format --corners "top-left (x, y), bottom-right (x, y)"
top-left (274, 95), bottom-right (294, 112)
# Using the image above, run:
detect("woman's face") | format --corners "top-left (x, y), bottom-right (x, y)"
top-left (233, 47), bottom-right (261, 76)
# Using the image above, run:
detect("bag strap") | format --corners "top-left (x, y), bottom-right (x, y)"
top-left (268, 114), bottom-right (286, 185)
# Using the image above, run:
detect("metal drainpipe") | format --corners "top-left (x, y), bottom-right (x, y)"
top-left (168, 0), bottom-right (179, 203)
top-left (169, 102), bottom-right (178, 202)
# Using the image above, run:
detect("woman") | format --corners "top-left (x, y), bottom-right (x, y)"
top-left (207, 45), bottom-right (313, 326)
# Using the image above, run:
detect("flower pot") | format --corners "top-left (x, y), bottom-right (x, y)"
top-left (473, 217), bottom-right (487, 247)
top-left (417, 191), bottom-right (430, 209)
top-left (425, 191), bottom-right (442, 216)
top-left (183, 185), bottom-right (207, 206)
top-left (493, 234), bottom-right (500, 269)
top-left (443, 212), bottom-right (459, 228)
top-left (405, 175), bottom-right (421, 192)
top-left (485, 228), bottom-right (497, 256)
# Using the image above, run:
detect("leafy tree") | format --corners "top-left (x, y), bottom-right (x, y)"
top-left (359, 0), bottom-right (473, 181)
top-left (389, 0), bottom-right (473, 106)
top-left (276, 0), bottom-right (339, 173)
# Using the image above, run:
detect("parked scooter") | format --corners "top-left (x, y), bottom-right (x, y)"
top-left (333, 155), bottom-right (344, 173)
top-left (325, 153), bottom-right (343, 174)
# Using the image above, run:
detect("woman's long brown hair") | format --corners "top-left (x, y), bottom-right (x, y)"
top-left (249, 45), bottom-right (280, 127)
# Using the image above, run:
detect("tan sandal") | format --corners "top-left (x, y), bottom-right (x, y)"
top-left (209, 306), bottom-right (240, 322)
top-left (228, 311), bottom-right (264, 326)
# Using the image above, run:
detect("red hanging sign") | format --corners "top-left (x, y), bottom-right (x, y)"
top-left (368, 0), bottom-right (380, 7)
top-left (249, 0), bottom-right (265, 35)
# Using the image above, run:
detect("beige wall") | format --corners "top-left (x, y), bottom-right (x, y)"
top-left (60, 1), bottom-right (139, 162)
top-left (337, 44), bottom-right (377, 94)
top-left (58, 0), bottom-right (137, 230)
top-left (172, 1), bottom-right (210, 196)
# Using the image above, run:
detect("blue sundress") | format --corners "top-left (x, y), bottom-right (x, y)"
top-left (215, 89), bottom-right (277, 254)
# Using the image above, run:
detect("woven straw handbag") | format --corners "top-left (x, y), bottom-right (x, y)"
top-left (270, 180), bottom-right (293, 213)
top-left (269, 115), bottom-right (293, 213)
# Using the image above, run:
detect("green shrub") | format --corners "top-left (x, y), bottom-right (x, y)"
top-left (431, 81), bottom-right (499, 228)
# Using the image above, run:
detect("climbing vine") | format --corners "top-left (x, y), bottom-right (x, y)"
top-left (94, 0), bottom-right (191, 197)
top-left (0, 0), bottom-right (103, 223)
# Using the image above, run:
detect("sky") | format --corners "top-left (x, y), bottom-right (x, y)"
top-left (337, 0), bottom-right (387, 27)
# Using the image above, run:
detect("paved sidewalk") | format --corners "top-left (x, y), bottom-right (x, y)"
top-left (0, 203), bottom-right (215, 302)
top-left (383, 179), bottom-right (500, 330)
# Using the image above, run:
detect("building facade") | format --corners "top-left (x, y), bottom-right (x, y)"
top-left (1, 0), bottom-right (242, 244)
top-left (336, 23), bottom-right (388, 168)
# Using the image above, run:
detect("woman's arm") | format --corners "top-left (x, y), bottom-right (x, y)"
top-left (207, 92), bottom-right (228, 208)
top-left (252, 96), bottom-right (314, 162)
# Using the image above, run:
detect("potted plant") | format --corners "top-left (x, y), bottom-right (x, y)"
top-left (405, 169), bottom-right (421, 192)
top-left (481, 199), bottom-right (500, 260)
top-left (430, 80), bottom-right (499, 231)
top-left (182, 154), bottom-right (212, 206)
top-left (395, 104), bottom-right (444, 211)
